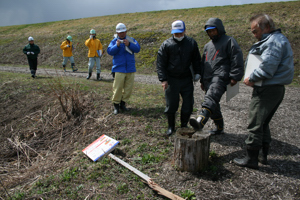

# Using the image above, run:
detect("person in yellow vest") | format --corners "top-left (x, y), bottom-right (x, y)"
top-left (85, 29), bottom-right (103, 80)
top-left (60, 35), bottom-right (77, 72)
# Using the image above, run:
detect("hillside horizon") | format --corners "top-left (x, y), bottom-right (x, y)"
top-left (0, 1), bottom-right (299, 84)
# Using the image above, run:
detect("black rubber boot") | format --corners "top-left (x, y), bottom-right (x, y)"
top-left (258, 143), bottom-right (269, 165)
top-left (113, 103), bottom-right (119, 115)
top-left (210, 118), bottom-right (224, 135)
top-left (166, 114), bottom-right (176, 136)
top-left (63, 65), bottom-right (66, 72)
top-left (86, 72), bottom-right (92, 79)
top-left (189, 108), bottom-right (211, 131)
top-left (120, 101), bottom-right (129, 112)
top-left (97, 73), bottom-right (101, 81)
top-left (31, 70), bottom-right (36, 78)
top-left (180, 113), bottom-right (190, 128)
top-left (71, 63), bottom-right (77, 72)
top-left (111, 72), bottom-right (115, 79)
top-left (233, 146), bottom-right (260, 169)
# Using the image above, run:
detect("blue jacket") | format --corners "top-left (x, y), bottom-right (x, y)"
top-left (248, 29), bottom-right (294, 86)
top-left (107, 36), bottom-right (140, 73)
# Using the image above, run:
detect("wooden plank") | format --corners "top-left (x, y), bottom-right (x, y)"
top-left (108, 153), bottom-right (184, 200)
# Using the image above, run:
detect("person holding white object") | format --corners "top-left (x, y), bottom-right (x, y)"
top-left (23, 36), bottom-right (40, 78)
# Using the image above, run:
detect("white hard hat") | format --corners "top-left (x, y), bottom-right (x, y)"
top-left (116, 23), bottom-right (127, 33)
top-left (28, 36), bottom-right (34, 41)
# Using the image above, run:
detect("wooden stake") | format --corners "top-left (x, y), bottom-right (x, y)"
top-left (108, 153), bottom-right (184, 200)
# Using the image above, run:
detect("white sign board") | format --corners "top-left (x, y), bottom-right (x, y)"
top-left (82, 134), bottom-right (119, 162)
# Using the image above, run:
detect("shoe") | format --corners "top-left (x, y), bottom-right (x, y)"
top-left (180, 112), bottom-right (190, 128)
top-left (63, 65), bottom-right (66, 72)
top-left (113, 103), bottom-right (119, 115)
top-left (233, 146), bottom-right (260, 169)
top-left (72, 65), bottom-right (78, 72)
top-left (86, 72), bottom-right (92, 79)
top-left (97, 73), bottom-right (101, 81)
top-left (210, 118), bottom-right (224, 135)
top-left (31, 74), bottom-right (35, 78)
top-left (189, 108), bottom-right (211, 131)
top-left (166, 114), bottom-right (176, 136)
top-left (120, 101), bottom-right (129, 112)
top-left (258, 143), bottom-right (269, 165)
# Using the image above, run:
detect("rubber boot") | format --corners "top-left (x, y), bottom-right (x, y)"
top-left (86, 72), bottom-right (92, 79)
top-left (180, 113), bottom-right (190, 128)
top-left (258, 143), bottom-right (269, 165)
top-left (113, 103), bottom-right (119, 115)
top-left (120, 101), bottom-right (129, 112)
top-left (97, 73), bottom-right (101, 81)
top-left (210, 118), bottom-right (224, 135)
top-left (233, 146), bottom-right (260, 169)
top-left (31, 70), bottom-right (36, 78)
top-left (71, 63), bottom-right (77, 72)
top-left (166, 114), bottom-right (175, 136)
top-left (111, 72), bottom-right (115, 79)
top-left (189, 108), bottom-right (211, 131)
top-left (63, 65), bottom-right (66, 72)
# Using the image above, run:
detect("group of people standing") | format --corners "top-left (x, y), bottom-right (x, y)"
top-left (22, 13), bottom-right (294, 170)
top-left (157, 14), bottom-right (294, 170)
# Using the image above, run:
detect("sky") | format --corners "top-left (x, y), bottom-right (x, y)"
top-left (0, 0), bottom-right (294, 27)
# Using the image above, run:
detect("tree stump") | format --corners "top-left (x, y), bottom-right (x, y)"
top-left (174, 128), bottom-right (210, 172)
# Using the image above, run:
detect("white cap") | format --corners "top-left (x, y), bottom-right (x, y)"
top-left (171, 20), bottom-right (185, 34)
top-left (116, 23), bottom-right (127, 33)
top-left (28, 36), bottom-right (34, 41)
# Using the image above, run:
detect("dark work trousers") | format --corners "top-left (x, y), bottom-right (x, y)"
top-left (245, 85), bottom-right (285, 147)
top-left (164, 76), bottom-right (194, 116)
top-left (202, 78), bottom-right (227, 119)
top-left (27, 57), bottom-right (38, 75)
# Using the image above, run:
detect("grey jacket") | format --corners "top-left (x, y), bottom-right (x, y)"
top-left (201, 18), bottom-right (244, 85)
top-left (248, 29), bottom-right (294, 86)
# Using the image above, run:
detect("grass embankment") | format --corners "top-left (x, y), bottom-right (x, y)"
top-left (0, 1), bottom-right (299, 85)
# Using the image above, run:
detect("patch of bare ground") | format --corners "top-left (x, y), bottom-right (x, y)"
top-left (0, 66), bottom-right (299, 199)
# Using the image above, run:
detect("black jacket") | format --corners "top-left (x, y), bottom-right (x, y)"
top-left (156, 36), bottom-right (201, 82)
top-left (202, 18), bottom-right (244, 85)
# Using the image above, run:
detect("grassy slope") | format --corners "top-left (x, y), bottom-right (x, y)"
top-left (0, 1), bottom-right (299, 84)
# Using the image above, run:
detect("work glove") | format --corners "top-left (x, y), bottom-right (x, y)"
top-left (31, 52), bottom-right (34, 55)
top-left (66, 45), bottom-right (70, 48)
top-left (90, 35), bottom-right (93, 39)
top-left (27, 52), bottom-right (30, 55)
top-left (194, 74), bottom-right (200, 81)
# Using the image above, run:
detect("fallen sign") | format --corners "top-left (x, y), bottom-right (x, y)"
top-left (82, 135), bottom-right (184, 200)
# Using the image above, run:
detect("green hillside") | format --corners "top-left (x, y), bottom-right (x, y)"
top-left (0, 1), bottom-right (299, 84)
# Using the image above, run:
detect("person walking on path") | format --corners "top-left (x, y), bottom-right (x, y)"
top-left (107, 23), bottom-right (140, 115)
top-left (189, 18), bottom-right (244, 135)
top-left (85, 29), bottom-right (103, 80)
top-left (60, 35), bottom-right (77, 72)
top-left (156, 20), bottom-right (202, 136)
top-left (23, 36), bottom-right (40, 78)
top-left (233, 14), bottom-right (294, 169)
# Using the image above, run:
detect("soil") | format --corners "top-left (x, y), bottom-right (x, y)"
top-left (0, 66), bottom-right (299, 200)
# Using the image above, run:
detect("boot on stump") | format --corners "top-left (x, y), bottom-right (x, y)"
top-left (258, 143), bottom-right (269, 165)
top-left (113, 103), bottom-right (119, 115)
top-left (233, 146), bottom-right (260, 169)
top-left (97, 73), bottom-right (101, 81)
top-left (189, 108), bottom-right (211, 131)
top-left (166, 114), bottom-right (175, 136)
top-left (180, 113), bottom-right (190, 128)
top-left (120, 101), bottom-right (129, 112)
top-left (86, 72), bottom-right (92, 79)
top-left (210, 118), bottom-right (224, 135)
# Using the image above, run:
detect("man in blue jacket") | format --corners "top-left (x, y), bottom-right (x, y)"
top-left (234, 14), bottom-right (294, 169)
top-left (107, 23), bottom-right (140, 115)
